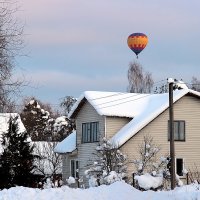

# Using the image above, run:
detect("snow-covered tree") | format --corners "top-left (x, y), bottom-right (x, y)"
top-left (21, 98), bottom-right (51, 141)
top-left (21, 98), bottom-right (75, 141)
top-left (46, 116), bottom-right (75, 141)
top-left (85, 137), bottom-right (127, 187)
top-left (133, 135), bottom-right (170, 190)
top-left (0, 116), bottom-right (36, 188)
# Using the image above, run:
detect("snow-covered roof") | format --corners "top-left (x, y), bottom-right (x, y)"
top-left (69, 91), bottom-right (159, 118)
top-left (54, 131), bottom-right (76, 153)
top-left (111, 89), bottom-right (200, 147)
top-left (69, 88), bottom-right (200, 147)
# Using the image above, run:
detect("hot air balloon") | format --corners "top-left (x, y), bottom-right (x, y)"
top-left (127, 33), bottom-right (148, 58)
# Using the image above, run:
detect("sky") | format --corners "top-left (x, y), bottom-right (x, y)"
top-left (14, 0), bottom-right (200, 107)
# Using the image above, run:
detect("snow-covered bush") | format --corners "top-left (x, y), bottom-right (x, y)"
top-left (85, 137), bottom-right (127, 187)
top-left (135, 173), bottom-right (163, 190)
top-left (66, 176), bottom-right (76, 185)
top-left (133, 135), bottom-right (170, 190)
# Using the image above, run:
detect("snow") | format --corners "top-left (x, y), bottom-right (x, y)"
top-left (69, 91), bottom-right (152, 118)
top-left (54, 131), bottom-right (76, 153)
top-left (66, 176), bottom-right (76, 185)
top-left (1, 181), bottom-right (200, 200)
top-left (134, 173), bottom-right (163, 190)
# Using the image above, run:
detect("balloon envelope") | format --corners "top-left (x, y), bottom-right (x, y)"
top-left (127, 33), bottom-right (148, 56)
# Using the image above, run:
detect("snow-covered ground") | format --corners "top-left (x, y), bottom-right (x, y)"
top-left (1, 181), bottom-right (200, 200)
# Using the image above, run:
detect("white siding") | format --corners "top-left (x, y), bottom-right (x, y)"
top-left (76, 101), bottom-right (105, 187)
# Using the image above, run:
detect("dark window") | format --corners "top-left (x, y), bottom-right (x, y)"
top-left (176, 158), bottom-right (183, 176)
top-left (168, 121), bottom-right (185, 141)
top-left (82, 122), bottom-right (99, 143)
top-left (70, 160), bottom-right (79, 178)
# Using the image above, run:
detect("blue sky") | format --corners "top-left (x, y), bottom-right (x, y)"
top-left (15, 0), bottom-right (200, 106)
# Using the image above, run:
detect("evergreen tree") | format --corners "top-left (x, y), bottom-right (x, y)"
top-left (20, 98), bottom-right (51, 141)
top-left (0, 116), bottom-right (36, 188)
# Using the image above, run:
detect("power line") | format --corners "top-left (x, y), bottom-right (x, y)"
top-left (92, 93), bottom-right (140, 106)
top-left (90, 79), bottom-right (166, 107)
top-left (88, 79), bottom-right (166, 103)
top-left (88, 92), bottom-right (125, 101)
top-left (98, 94), bottom-right (153, 109)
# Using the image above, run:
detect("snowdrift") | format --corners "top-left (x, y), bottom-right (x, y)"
top-left (0, 181), bottom-right (200, 200)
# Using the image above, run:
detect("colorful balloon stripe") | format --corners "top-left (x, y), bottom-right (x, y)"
top-left (127, 33), bottom-right (148, 57)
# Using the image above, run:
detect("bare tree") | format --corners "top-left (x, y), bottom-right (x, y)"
top-left (133, 135), bottom-right (170, 190)
top-left (0, 1), bottom-right (24, 112)
top-left (127, 61), bottom-right (154, 93)
top-left (60, 96), bottom-right (77, 115)
top-left (190, 76), bottom-right (200, 92)
top-left (33, 142), bottom-right (62, 178)
top-left (85, 137), bottom-right (127, 186)
top-left (154, 84), bottom-right (168, 94)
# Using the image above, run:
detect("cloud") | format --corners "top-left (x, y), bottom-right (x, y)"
top-left (17, 70), bottom-right (128, 98)
top-left (19, 0), bottom-right (200, 47)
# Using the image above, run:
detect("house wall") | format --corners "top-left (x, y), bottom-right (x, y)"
top-left (106, 116), bottom-right (132, 139)
top-left (75, 101), bottom-right (105, 187)
top-left (62, 154), bottom-right (77, 184)
top-left (121, 95), bottom-right (200, 182)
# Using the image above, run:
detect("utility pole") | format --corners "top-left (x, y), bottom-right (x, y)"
top-left (168, 78), bottom-right (176, 189)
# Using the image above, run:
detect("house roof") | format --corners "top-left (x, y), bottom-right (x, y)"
top-left (69, 91), bottom-right (164, 118)
top-left (54, 131), bottom-right (76, 153)
top-left (69, 88), bottom-right (200, 147)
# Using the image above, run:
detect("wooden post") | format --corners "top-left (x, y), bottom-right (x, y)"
top-left (169, 80), bottom-right (176, 189)
top-left (132, 173), bottom-right (135, 187)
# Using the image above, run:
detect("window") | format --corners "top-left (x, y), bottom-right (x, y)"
top-left (82, 122), bottom-right (99, 143)
top-left (168, 121), bottom-right (185, 141)
top-left (176, 158), bottom-right (184, 176)
top-left (70, 160), bottom-right (79, 178)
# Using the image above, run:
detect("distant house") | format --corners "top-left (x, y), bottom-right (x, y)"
top-left (55, 87), bottom-right (200, 186)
